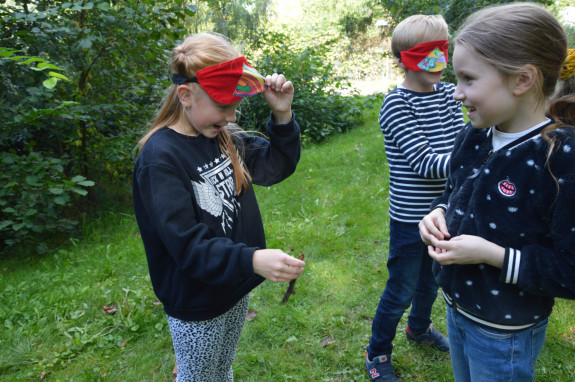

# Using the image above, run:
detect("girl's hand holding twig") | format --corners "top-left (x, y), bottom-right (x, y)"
top-left (253, 249), bottom-right (305, 282)
top-left (263, 73), bottom-right (294, 125)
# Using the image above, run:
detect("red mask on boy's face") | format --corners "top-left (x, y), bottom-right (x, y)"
top-left (398, 40), bottom-right (449, 73)
top-left (172, 56), bottom-right (267, 104)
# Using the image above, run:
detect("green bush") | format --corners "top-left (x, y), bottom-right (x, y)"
top-left (239, 31), bottom-right (371, 143)
top-left (0, 151), bottom-right (94, 254)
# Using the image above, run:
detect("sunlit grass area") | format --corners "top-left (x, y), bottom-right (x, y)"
top-left (1, 96), bottom-right (574, 381)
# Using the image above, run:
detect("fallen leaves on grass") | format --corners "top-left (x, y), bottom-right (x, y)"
top-left (102, 304), bottom-right (117, 315)
top-left (246, 309), bottom-right (258, 321)
top-left (320, 336), bottom-right (336, 347)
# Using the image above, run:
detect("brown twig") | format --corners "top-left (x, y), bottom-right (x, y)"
top-left (280, 254), bottom-right (304, 304)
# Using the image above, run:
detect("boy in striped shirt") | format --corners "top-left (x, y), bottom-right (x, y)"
top-left (365, 14), bottom-right (466, 382)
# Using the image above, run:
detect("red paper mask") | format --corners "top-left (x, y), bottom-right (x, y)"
top-left (172, 56), bottom-right (266, 104)
top-left (399, 40), bottom-right (449, 73)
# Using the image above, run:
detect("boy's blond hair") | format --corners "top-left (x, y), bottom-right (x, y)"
top-left (391, 15), bottom-right (448, 59)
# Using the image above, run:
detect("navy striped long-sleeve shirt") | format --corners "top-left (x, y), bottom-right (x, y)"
top-left (379, 82), bottom-right (465, 223)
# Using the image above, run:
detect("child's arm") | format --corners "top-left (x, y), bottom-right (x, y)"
top-left (380, 90), bottom-right (464, 179)
top-left (426, 234), bottom-right (505, 269)
top-left (241, 73), bottom-right (301, 187)
top-left (263, 73), bottom-right (293, 125)
top-left (419, 207), bottom-right (506, 269)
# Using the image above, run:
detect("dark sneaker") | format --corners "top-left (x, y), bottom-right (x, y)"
top-left (405, 324), bottom-right (449, 352)
top-left (364, 352), bottom-right (398, 382)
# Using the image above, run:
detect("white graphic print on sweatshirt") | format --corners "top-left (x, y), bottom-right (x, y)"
top-left (191, 154), bottom-right (239, 234)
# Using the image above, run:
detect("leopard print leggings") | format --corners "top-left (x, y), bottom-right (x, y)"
top-left (166, 295), bottom-right (249, 382)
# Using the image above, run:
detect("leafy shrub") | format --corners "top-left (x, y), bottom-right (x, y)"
top-left (239, 31), bottom-right (370, 143)
top-left (0, 151), bottom-right (94, 254)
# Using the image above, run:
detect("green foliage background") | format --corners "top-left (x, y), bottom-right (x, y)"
top-left (0, 0), bottom-right (573, 253)
top-left (1, 0), bottom-right (574, 380)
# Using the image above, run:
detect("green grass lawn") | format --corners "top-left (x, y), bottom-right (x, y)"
top-left (1, 96), bottom-right (574, 381)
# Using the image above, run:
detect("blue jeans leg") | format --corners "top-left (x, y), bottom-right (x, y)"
top-left (367, 219), bottom-right (440, 358)
top-left (447, 305), bottom-right (548, 382)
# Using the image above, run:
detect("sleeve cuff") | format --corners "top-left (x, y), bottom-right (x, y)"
top-left (267, 112), bottom-right (297, 137)
top-left (239, 246), bottom-right (259, 278)
top-left (434, 204), bottom-right (448, 212)
top-left (500, 247), bottom-right (521, 285)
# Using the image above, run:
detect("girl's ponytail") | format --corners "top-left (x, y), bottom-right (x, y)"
top-left (547, 49), bottom-right (575, 128)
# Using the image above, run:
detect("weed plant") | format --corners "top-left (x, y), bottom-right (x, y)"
top-left (1, 96), bottom-right (574, 381)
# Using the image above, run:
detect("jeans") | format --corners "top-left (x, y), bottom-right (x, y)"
top-left (367, 219), bottom-right (440, 358)
top-left (447, 305), bottom-right (548, 382)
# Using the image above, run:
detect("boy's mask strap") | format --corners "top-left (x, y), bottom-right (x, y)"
top-left (171, 56), bottom-right (267, 104)
top-left (399, 40), bottom-right (449, 73)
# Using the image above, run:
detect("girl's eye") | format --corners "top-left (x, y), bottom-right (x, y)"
top-left (456, 73), bottom-right (474, 83)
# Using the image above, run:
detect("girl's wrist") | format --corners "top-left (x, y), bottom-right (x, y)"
top-left (272, 110), bottom-right (292, 125)
top-left (485, 243), bottom-right (505, 269)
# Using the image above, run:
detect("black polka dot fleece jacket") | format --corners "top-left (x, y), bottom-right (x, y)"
top-left (431, 121), bottom-right (575, 332)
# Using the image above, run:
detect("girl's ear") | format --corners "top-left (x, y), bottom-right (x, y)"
top-left (177, 85), bottom-right (194, 107)
top-left (512, 64), bottom-right (538, 96)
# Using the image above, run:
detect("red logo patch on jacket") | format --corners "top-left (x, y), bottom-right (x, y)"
top-left (498, 180), bottom-right (516, 197)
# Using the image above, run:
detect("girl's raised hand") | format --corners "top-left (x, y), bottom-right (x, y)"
top-left (263, 73), bottom-right (294, 125)
top-left (252, 249), bottom-right (305, 282)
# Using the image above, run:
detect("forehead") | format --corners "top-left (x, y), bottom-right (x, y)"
top-left (452, 45), bottom-right (482, 70)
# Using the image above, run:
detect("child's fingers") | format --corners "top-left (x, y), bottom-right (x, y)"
top-left (266, 73), bottom-right (291, 92)
top-left (285, 256), bottom-right (305, 267)
top-left (280, 80), bottom-right (294, 94)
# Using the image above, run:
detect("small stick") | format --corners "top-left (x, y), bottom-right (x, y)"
top-left (281, 253), bottom-right (304, 304)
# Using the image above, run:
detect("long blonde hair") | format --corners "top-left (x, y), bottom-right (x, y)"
top-left (137, 33), bottom-right (252, 194)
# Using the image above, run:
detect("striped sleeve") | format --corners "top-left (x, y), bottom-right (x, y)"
top-left (503, 248), bottom-right (521, 285)
top-left (380, 91), bottom-right (453, 179)
top-left (380, 83), bottom-right (465, 222)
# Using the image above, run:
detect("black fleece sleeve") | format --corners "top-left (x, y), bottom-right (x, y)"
top-left (242, 113), bottom-right (301, 186)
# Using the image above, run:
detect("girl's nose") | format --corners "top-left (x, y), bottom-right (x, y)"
top-left (453, 83), bottom-right (464, 101)
top-left (225, 109), bottom-right (237, 123)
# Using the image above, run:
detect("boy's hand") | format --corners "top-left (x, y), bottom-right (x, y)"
top-left (263, 73), bottom-right (294, 125)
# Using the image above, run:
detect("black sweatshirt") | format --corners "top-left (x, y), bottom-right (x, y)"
top-left (133, 116), bottom-right (300, 321)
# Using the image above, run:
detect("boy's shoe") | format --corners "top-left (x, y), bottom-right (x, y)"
top-left (405, 324), bottom-right (449, 352)
top-left (364, 353), bottom-right (398, 382)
